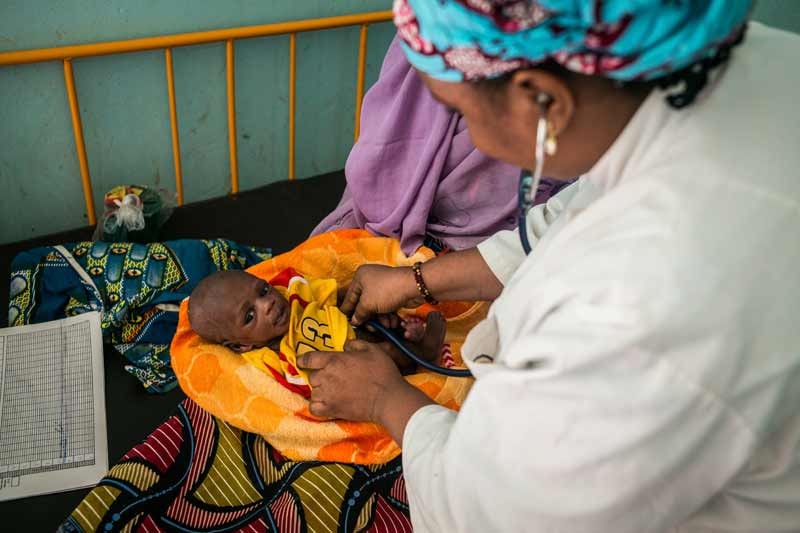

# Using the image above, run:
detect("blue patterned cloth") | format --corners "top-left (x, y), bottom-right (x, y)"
top-left (9, 240), bottom-right (271, 393)
top-left (394, 0), bottom-right (752, 82)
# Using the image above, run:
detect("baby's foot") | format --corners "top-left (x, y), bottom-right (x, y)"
top-left (418, 312), bottom-right (446, 363)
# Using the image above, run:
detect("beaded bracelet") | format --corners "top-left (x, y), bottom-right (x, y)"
top-left (411, 261), bottom-right (438, 305)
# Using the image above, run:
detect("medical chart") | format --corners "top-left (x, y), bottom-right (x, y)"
top-left (0, 312), bottom-right (107, 501)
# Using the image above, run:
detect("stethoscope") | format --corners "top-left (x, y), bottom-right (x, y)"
top-left (517, 168), bottom-right (538, 256)
top-left (364, 320), bottom-right (473, 377)
top-left (366, 166), bottom-right (538, 378)
top-left (518, 94), bottom-right (551, 256)
top-left (367, 96), bottom-right (551, 377)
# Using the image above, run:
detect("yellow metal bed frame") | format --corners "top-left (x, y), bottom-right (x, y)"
top-left (0, 10), bottom-right (393, 226)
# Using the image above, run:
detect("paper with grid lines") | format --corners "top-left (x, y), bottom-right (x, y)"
top-left (0, 312), bottom-right (107, 501)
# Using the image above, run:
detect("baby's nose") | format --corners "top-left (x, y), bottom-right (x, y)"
top-left (261, 297), bottom-right (275, 316)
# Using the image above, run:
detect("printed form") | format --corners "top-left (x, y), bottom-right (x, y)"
top-left (0, 312), bottom-right (107, 501)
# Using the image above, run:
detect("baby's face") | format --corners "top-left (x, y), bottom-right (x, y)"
top-left (217, 274), bottom-right (290, 351)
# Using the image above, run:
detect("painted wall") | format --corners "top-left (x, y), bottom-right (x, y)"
top-left (753, 0), bottom-right (800, 32)
top-left (0, 1), bottom-right (395, 243)
top-left (1, 1), bottom-right (799, 244)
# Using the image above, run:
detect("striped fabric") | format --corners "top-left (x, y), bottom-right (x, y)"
top-left (58, 398), bottom-right (411, 532)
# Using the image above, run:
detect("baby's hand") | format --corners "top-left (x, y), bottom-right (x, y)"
top-left (401, 316), bottom-right (426, 342)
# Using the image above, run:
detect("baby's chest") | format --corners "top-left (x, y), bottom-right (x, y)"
top-left (284, 305), bottom-right (349, 355)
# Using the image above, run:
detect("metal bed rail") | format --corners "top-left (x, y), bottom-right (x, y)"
top-left (0, 10), bottom-right (394, 225)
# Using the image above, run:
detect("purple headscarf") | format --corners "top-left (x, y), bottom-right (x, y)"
top-left (311, 36), bottom-right (568, 254)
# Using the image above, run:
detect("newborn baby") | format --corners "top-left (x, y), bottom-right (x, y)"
top-left (187, 269), bottom-right (445, 396)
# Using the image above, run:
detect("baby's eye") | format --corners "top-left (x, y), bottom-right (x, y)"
top-left (260, 285), bottom-right (270, 297)
top-left (245, 309), bottom-right (255, 324)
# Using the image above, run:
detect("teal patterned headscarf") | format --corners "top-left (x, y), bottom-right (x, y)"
top-left (394, 0), bottom-right (752, 84)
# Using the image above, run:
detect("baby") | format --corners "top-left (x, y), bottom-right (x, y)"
top-left (187, 269), bottom-right (445, 394)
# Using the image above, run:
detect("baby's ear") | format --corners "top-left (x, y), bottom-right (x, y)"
top-left (223, 341), bottom-right (252, 353)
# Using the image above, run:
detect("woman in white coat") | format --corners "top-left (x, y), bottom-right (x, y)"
top-left (300, 1), bottom-right (800, 530)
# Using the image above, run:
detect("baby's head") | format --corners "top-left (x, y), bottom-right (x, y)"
top-left (188, 271), bottom-right (290, 352)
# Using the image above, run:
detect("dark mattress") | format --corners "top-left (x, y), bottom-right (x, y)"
top-left (0, 170), bottom-right (346, 531)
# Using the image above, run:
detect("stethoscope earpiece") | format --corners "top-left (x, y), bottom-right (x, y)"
top-left (518, 93), bottom-right (553, 256)
top-left (535, 92), bottom-right (553, 107)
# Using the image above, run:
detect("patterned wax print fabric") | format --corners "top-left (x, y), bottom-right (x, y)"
top-left (8, 239), bottom-right (271, 393)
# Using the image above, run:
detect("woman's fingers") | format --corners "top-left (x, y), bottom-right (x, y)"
top-left (343, 338), bottom-right (370, 352)
top-left (308, 399), bottom-right (330, 418)
top-left (351, 300), bottom-right (375, 326)
top-left (376, 314), bottom-right (400, 329)
top-left (298, 343), bottom-right (407, 424)
top-left (341, 265), bottom-right (410, 325)
top-left (344, 284), bottom-right (373, 326)
top-left (339, 282), bottom-right (362, 316)
top-left (297, 351), bottom-right (335, 370)
top-left (307, 370), bottom-right (324, 388)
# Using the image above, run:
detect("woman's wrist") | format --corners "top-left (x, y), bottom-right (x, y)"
top-left (375, 379), bottom-right (434, 444)
top-left (401, 265), bottom-right (425, 304)
top-left (411, 262), bottom-right (438, 304)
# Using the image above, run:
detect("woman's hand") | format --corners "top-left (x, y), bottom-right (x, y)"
top-left (340, 264), bottom-right (423, 326)
top-left (341, 250), bottom-right (504, 326)
top-left (298, 339), bottom-right (434, 443)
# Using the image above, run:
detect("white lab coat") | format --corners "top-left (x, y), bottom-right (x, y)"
top-left (403, 23), bottom-right (800, 532)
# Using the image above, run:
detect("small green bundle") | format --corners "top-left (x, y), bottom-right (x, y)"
top-left (95, 185), bottom-right (176, 242)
